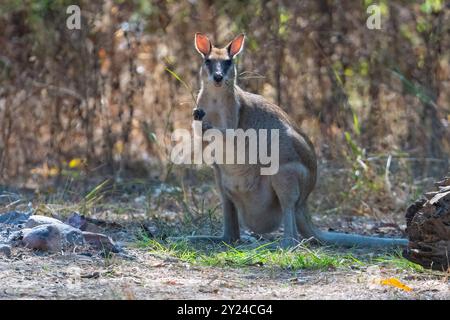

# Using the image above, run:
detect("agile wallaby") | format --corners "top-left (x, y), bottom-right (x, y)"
top-left (182, 32), bottom-right (407, 248)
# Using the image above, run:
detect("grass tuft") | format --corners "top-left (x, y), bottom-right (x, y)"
top-left (135, 233), bottom-right (432, 273)
top-left (137, 236), bottom-right (377, 271)
top-left (374, 251), bottom-right (426, 272)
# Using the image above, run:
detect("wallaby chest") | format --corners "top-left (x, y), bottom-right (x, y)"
top-left (197, 88), bottom-right (239, 129)
top-left (219, 165), bottom-right (260, 194)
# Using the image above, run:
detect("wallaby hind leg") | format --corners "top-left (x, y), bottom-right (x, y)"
top-left (221, 195), bottom-right (240, 242)
top-left (271, 164), bottom-right (307, 248)
top-left (295, 203), bottom-right (321, 244)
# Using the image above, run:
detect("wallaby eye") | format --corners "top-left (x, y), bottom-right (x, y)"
top-left (224, 59), bottom-right (232, 67)
top-left (204, 59), bottom-right (211, 66)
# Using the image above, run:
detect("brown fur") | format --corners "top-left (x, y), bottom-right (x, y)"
top-left (183, 33), bottom-right (408, 248)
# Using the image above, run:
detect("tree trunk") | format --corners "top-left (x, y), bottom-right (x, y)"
top-left (403, 175), bottom-right (450, 271)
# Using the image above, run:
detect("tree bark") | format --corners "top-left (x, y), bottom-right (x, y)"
top-left (403, 175), bottom-right (450, 271)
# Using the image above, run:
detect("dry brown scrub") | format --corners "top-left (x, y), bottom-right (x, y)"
top-left (0, 1), bottom-right (448, 221)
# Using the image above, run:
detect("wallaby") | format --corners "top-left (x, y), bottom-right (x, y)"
top-left (180, 32), bottom-right (408, 248)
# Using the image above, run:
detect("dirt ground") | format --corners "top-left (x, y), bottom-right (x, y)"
top-left (1, 244), bottom-right (448, 300)
top-left (0, 180), bottom-right (449, 300)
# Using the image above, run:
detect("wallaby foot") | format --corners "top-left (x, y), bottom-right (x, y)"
top-left (280, 237), bottom-right (300, 249)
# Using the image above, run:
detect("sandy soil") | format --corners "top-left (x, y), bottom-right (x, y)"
top-left (1, 245), bottom-right (448, 300)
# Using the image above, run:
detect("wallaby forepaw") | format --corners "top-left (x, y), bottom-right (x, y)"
top-left (193, 108), bottom-right (206, 121)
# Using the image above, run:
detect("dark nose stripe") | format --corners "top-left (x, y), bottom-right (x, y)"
top-left (213, 73), bottom-right (223, 82)
top-left (206, 59), bottom-right (233, 79)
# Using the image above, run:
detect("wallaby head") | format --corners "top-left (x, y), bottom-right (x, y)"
top-left (195, 33), bottom-right (245, 89)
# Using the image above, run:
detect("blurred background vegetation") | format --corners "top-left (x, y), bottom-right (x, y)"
top-left (0, 0), bottom-right (449, 222)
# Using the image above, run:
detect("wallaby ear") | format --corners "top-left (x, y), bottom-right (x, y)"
top-left (195, 33), bottom-right (212, 57)
top-left (227, 34), bottom-right (245, 58)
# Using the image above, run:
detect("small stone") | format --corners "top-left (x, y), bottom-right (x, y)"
top-left (82, 231), bottom-right (120, 253)
top-left (7, 230), bottom-right (24, 243)
top-left (22, 225), bottom-right (62, 252)
top-left (25, 215), bottom-right (65, 228)
top-left (0, 244), bottom-right (11, 258)
top-left (22, 223), bottom-right (85, 252)
top-left (65, 212), bottom-right (102, 233)
top-left (57, 224), bottom-right (85, 246)
top-left (65, 212), bottom-right (86, 229)
top-left (0, 211), bottom-right (31, 225)
top-left (24, 215), bottom-right (84, 246)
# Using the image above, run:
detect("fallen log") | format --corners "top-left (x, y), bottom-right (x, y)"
top-left (403, 176), bottom-right (450, 270)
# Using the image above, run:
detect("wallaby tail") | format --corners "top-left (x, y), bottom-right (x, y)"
top-left (315, 230), bottom-right (408, 248)
top-left (296, 205), bottom-right (408, 248)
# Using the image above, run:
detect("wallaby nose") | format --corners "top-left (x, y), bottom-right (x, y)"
top-left (213, 73), bottom-right (223, 83)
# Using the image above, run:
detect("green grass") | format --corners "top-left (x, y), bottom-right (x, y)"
top-left (22, 175), bottom-right (432, 274)
top-left (135, 234), bottom-right (426, 272)
top-left (374, 251), bottom-right (426, 272)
